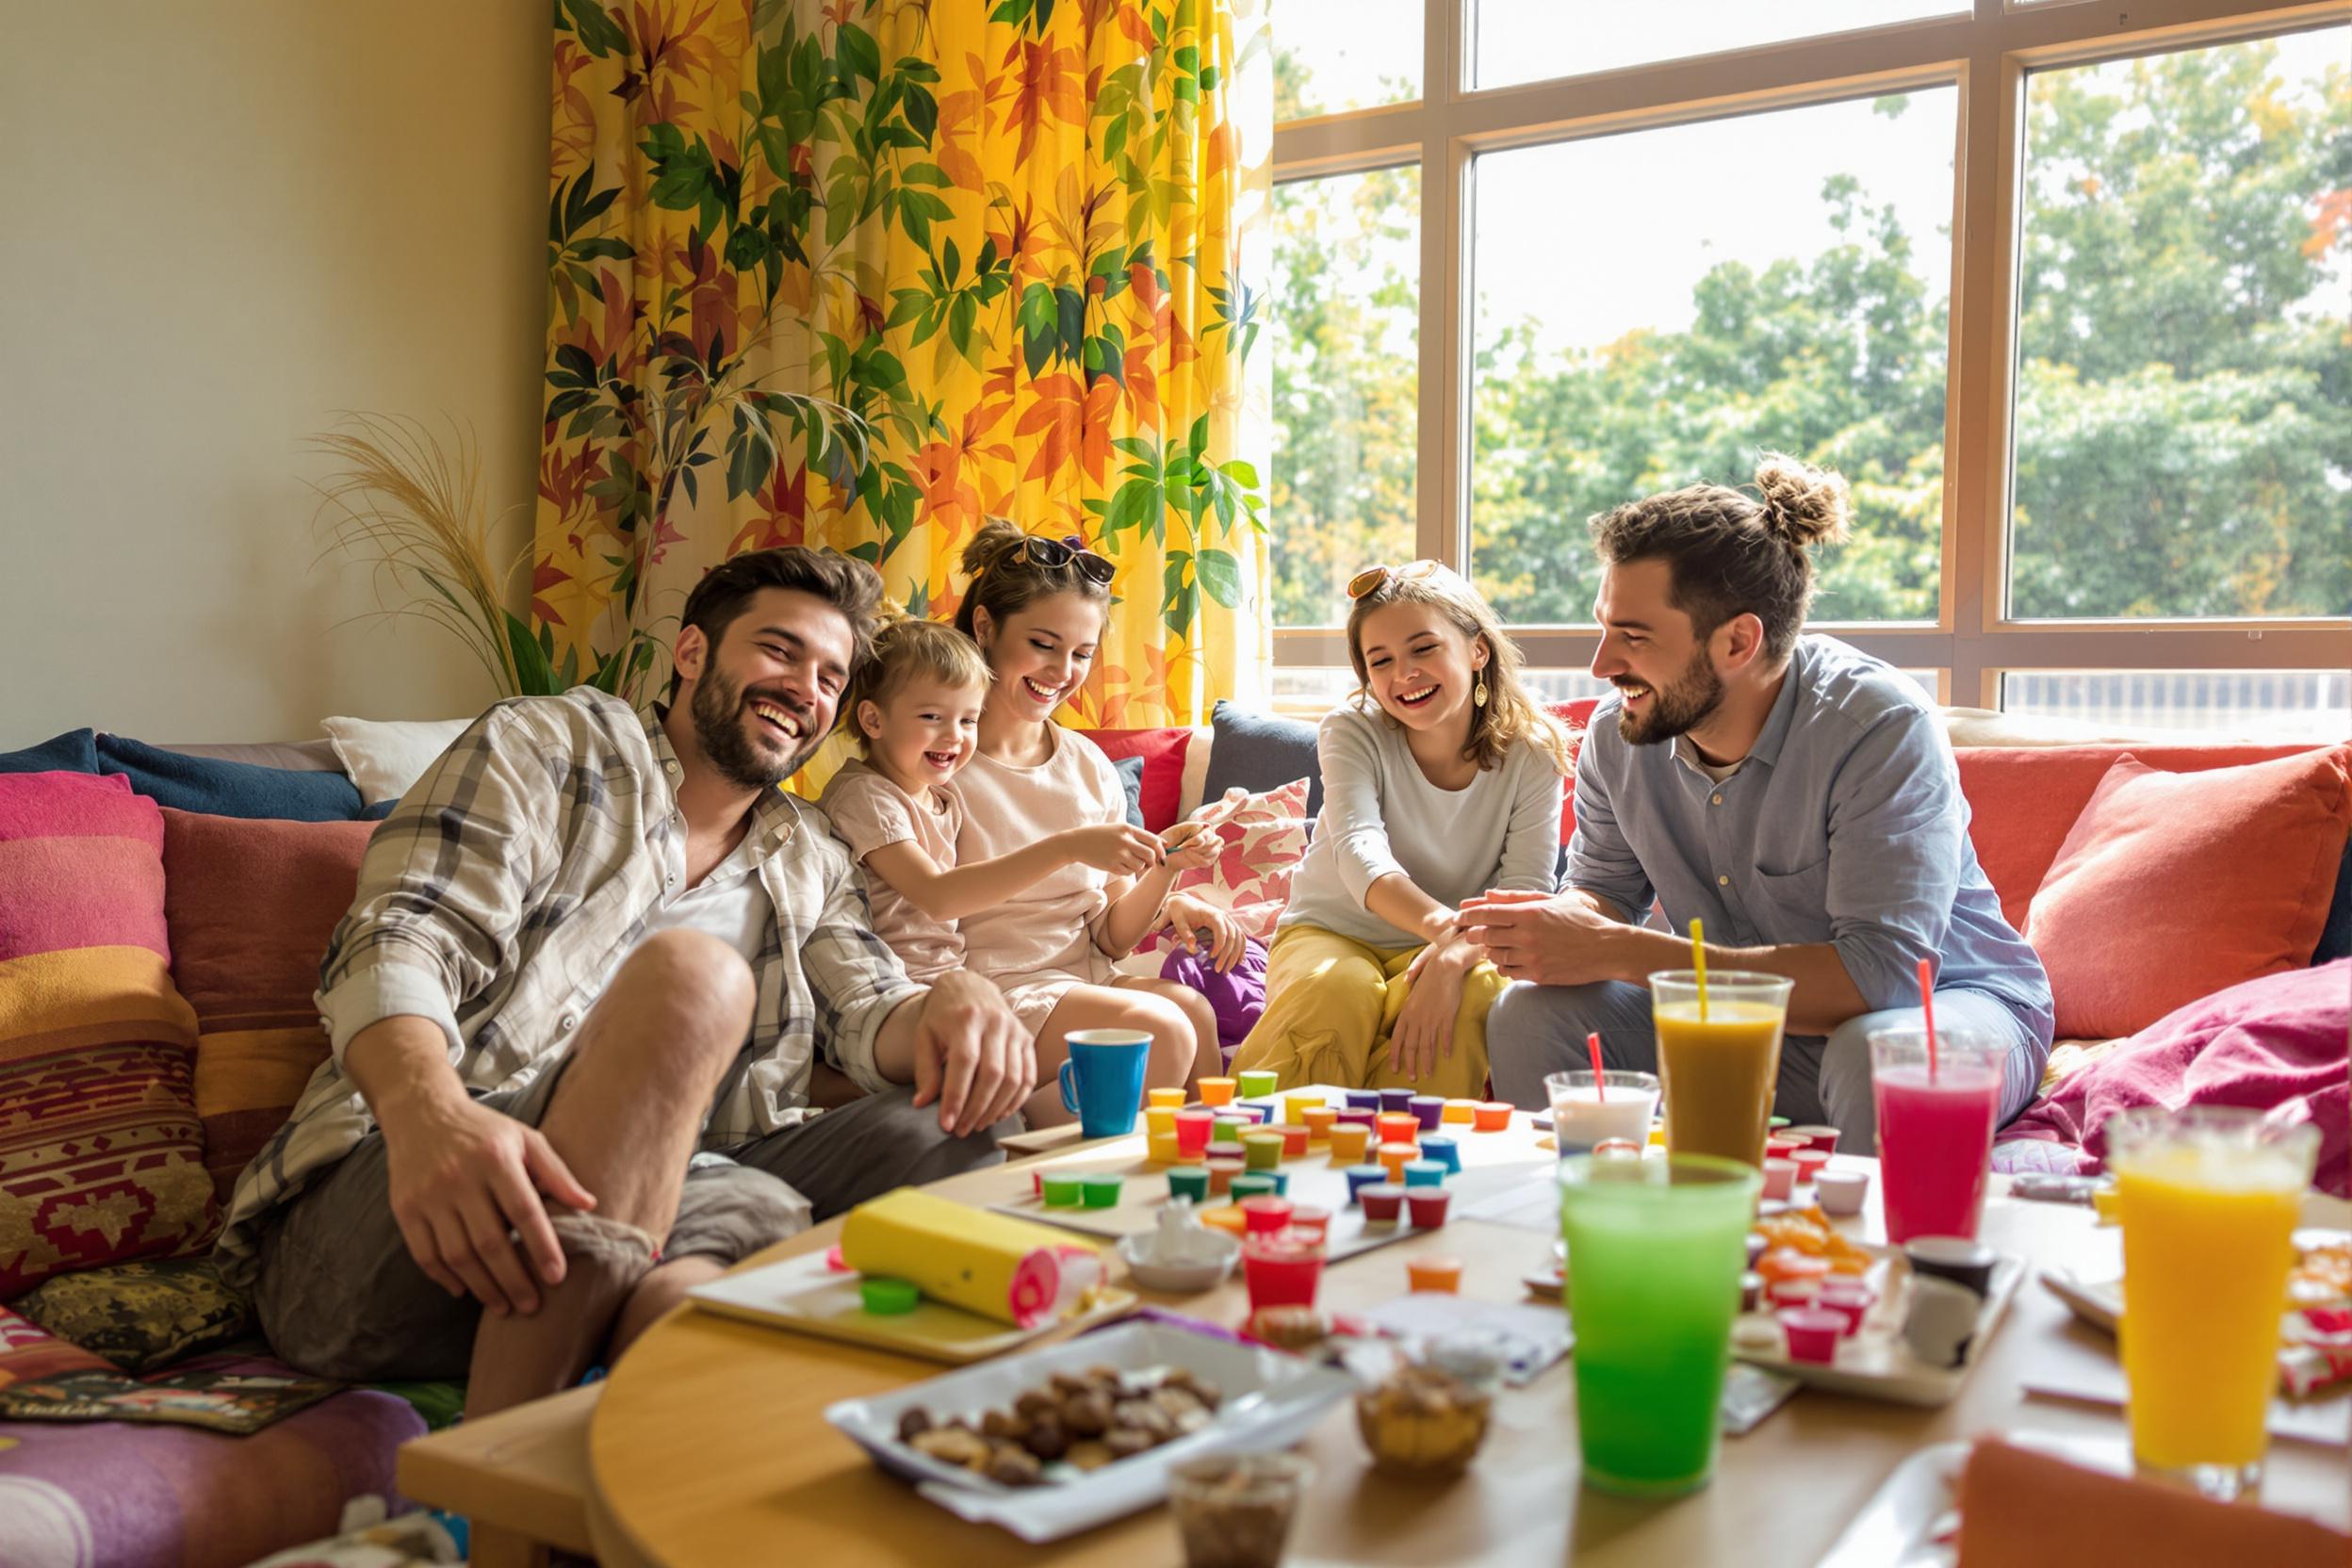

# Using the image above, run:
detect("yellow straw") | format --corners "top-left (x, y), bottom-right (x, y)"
top-left (1690, 918), bottom-right (1708, 1021)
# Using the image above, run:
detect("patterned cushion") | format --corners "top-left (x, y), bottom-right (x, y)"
top-left (0, 1352), bottom-right (426, 1568)
top-left (0, 773), bottom-right (215, 1299)
top-left (160, 810), bottom-right (374, 1204)
top-left (1146, 776), bottom-right (1313, 949)
top-left (10, 1256), bottom-right (249, 1373)
top-left (0, 1302), bottom-right (115, 1388)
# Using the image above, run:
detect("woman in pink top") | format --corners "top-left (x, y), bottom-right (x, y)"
top-left (953, 519), bottom-right (1240, 1120)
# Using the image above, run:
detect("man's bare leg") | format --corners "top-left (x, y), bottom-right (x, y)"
top-left (463, 930), bottom-right (753, 1417)
top-left (607, 1253), bottom-right (729, 1363)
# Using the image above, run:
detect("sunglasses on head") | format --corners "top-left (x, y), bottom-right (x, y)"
top-left (1347, 559), bottom-right (1446, 600)
top-left (1018, 533), bottom-right (1117, 587)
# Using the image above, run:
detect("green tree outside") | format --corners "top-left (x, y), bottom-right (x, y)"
top-left (1269, 33), bottom-right (2350, 630)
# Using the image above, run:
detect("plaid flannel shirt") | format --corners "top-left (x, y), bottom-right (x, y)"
top-left (215, 688), bottom-right (921, 1287)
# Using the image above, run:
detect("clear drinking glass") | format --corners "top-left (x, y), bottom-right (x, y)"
top-left (1544, 1070), bottom-right (1659, 1154)
top-left (1649, 971), bottom-right (1792, 1167)
top-left (2105, 1105), bottom-right (2318, 1500)
top-left (1869, 1027), bottom-right (2003, 1244)
top-left (1560, 1152), bottom-right (1762, 1496)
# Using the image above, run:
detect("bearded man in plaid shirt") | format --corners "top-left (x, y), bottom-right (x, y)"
top-left (219, 548), bottom-right (1034, 1416)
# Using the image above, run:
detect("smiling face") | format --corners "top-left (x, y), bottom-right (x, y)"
top-left (1354, 601), bottom-right (1490, 740)
top-left (676, 587), bottom-right (854, 789)
top-left (1590, 559), bottom-right (1726, 745)
top-left (972, 591), bottom-right (1105, 722)
top-left (858, 673), bottom-right (987, 791)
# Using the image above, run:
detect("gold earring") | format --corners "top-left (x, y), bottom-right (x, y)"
top-left (1474, 677), bottom-right (1489, 708)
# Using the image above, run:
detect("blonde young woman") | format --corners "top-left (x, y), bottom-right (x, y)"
top-left (1230, 562), bottom-right (1575, 1098)
top-left (951, 519), bottom-right (1244, 1122)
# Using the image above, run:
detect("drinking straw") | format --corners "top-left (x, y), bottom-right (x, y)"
top-left (1690, 918), bottom-right (1708, 1021)
top-left (1587, 1032), bottom-right (1606, 1100)
top-left (1918, 956), bottom-right (1939, 1082)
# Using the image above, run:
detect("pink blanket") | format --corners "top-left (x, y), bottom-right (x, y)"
top-left (1994, 960), bottom-right (2349, 1197)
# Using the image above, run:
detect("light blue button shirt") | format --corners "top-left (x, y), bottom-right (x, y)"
top-left (1563, 636), bottom-right (2054, 1044)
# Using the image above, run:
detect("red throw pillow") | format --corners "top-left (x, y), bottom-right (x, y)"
top-left (1082, 727), bottom-right (1192, 832)
top-left (0, 773), bottom-right (215, 1298)
top-left (162, 811), bottom-right (375, 1206)
top-left (2025, 745), bottom-right (2352, 1038)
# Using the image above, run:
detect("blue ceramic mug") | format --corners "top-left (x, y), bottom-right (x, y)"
top-left (1057, 1028), bottom-right (1152, 1138)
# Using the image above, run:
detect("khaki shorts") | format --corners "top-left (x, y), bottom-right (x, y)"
top-left (253, 1057), bottom-right (1011, 1382)
top-left (252, 1058), bottom-right (808, 1381)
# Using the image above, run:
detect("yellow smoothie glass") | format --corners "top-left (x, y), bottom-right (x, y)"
top-left (1649, 972), bottom-right (1793, 1168)
top-left (2105, 1105), bottom-right (2318, 1499)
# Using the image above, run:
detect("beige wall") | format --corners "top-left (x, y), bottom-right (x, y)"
top-left (0, 2), bottom-right (548, 746)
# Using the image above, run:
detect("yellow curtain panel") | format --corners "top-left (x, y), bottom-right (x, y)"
top-left (533, 0), bottom-right (1271, 733)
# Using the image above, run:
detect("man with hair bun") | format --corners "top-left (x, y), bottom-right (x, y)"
top-left (1471, 456), bottom-right (2052, 1149)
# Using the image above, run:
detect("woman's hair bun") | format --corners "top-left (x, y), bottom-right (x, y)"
top-left (959, 515), bottom-right (1026, 578)
top-left (1753, 453), bottom-right (1852, 549)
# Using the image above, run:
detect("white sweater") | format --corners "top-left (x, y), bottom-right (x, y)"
top-left (1277, 704), bottom-right (1566, 948)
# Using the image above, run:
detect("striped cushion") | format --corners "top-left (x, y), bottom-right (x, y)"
top-left (160, 810), bottom-right (374, 1204)
top-left (0, 773), bottom-right (214, 1299)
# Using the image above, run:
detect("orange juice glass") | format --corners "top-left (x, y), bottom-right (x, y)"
top-left (1650, 972), bottom-right (1792, 1168)
top-left (2106, 1106), bottom-right (2317, 1499)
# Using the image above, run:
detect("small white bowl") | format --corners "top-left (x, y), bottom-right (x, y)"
top-left (1117, 1228), bottom-right (1241, 1293)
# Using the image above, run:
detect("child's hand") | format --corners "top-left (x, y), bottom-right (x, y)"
top-left (1062, 824), bottom-right (1165, 876)
top-left (1159, 819), bottom-right (1225, 874)
top-left (1165, 892), bottom-right (1246, 973)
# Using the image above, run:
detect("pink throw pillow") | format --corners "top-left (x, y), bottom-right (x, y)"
top-left (2025, 745), bottom-right (2352, 1039)
top-left (1148, 777), bottom-right (1312, 949)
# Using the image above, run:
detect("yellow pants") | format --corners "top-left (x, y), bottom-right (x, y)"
top-left (1229, 924), bottom-right (1507, 1100)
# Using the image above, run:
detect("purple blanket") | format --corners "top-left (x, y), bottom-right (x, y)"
top-left (1994, 959), bottom-right (2349, 1196)
top-left (1160, 937), bottom-right (1270, 1065)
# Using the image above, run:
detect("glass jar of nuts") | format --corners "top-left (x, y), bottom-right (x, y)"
top-left (1350, 1333), bottom-right (1503, 1476)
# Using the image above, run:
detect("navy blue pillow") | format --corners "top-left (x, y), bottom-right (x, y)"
top-left (1113, 755), bottom-right (1148, 829)
top-left (1202, 701), bottom-right (1324, 819)
top-left (94, 733), bottom-right (368, 822)
top-left (0, 729), bottom-right (99, 775)
top-left (2312, 838), bottom-right (2352, 966)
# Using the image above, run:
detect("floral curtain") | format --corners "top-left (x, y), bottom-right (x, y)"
top-left (532, 0), bottom-right (1271, 738)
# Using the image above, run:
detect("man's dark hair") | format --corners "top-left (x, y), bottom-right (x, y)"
top-left (1588, 454), bottom-right (1853, 661)
top-left (668, 547), bottom-right (887, 701)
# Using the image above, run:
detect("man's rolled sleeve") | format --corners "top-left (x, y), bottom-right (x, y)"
top-left (311, 706), bottom-right (553, 1070)
top-left (805, 869), bottom-right (924, 1094)
top-left (1823, 711), bottom-right (1963, 1011)
top-left (317, 948), bottom-right (466, 1068)
top-left (1562, 730), bottom-right (1654, 919)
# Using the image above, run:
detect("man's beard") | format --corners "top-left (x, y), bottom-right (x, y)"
top-left (690, 664), bottom-right (821, 790)
top-left (1615, 645), bottom-right (1725, 746)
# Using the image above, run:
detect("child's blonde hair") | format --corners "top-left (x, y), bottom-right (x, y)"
top-left (841, 617), bottom-right (991, 755)
top-left (1347, 564), bottom-right (1576, 776)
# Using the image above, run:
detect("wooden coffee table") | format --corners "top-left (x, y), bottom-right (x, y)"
top-left (580, 1143), bottom-right (2350, 1565)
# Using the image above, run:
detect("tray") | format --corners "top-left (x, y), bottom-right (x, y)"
top-left (2043, 1225), bottom-right (2352, 1337)
top-left (825, 1319), bottom-right (1354, 1542)
top-left (688, 1250), bottom-right (1136, 1364)
top-left (992, 1086), bottom-right (1557, 1264)
top-left (1731, 1249), bottom-right (2026, 1407)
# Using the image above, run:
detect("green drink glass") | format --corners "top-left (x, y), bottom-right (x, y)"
top-left (1560, 1152), bottom-right (1760, 1496)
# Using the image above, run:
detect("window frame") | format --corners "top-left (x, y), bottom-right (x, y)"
top-left (1269, 0), bottom-right (2352, 712)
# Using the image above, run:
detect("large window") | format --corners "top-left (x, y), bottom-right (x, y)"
top-left (1475, 1), bottom-right (1962, 91)
top-left (1271, 166), bottom-right (1421, 628)
top-left (1470, 89), bottom-right (1956, 627)
top-left (1268, 6), bottom-right (2352, 728)
top-left (2008, 33), bottom-right (2351, 621)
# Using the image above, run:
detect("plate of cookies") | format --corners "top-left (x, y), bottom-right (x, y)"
top-left (825, 1320), bottom-right (1354, 1542)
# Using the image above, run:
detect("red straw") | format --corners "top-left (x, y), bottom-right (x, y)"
top-left (1918, 957), bottom-right (1939, 1082)
top-left (1587, 1032), bottom-right (1606, 1100)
